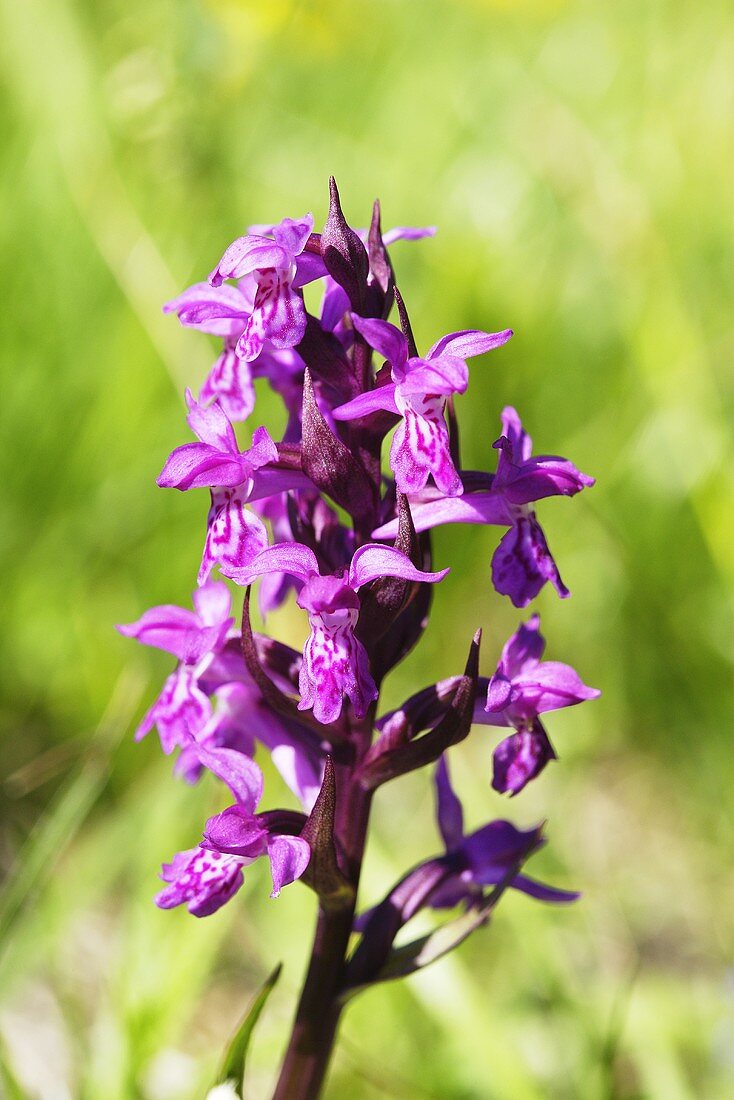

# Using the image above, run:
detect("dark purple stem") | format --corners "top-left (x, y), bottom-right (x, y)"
top-left (272, 719), bottom-right (374, 1100)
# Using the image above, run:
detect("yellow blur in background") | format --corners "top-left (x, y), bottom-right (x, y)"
top-left (1, 0), bottom-right (733, 1096)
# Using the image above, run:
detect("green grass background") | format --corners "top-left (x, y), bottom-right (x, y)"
top-left (1, 0), bottom-right (733, 1096)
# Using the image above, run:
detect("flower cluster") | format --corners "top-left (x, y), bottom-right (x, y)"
top-left (118, 180), bottom-right (597, 1091)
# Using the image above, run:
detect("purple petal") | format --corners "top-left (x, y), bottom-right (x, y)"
top-left (198, 489), bottom-right (269, 586)
top-left (248, 468), bottom-right (315, 502)
top-left (138, 667), bottom-right (211, 752)
top-left (209, 235), bottom-right (286, 286)
top-left (192, 581), bottom-right (232, 627)
top-left (185, 389), bottom-right (239, 452)
top-left (200, 350), bottom-right (255, 423)
top-left (512, 661), bottom-right (600, 716)
top-left (511, 873), bottom-right (580, 904)
top-left (372, 491), bottom-right (514, 539)
top-left (157, 442), bottom-right (247, 491)
top-left (163, 282), bottom-right (250, 337)
top-left (498, 406), bottom-right (533, 465)
top-left (348, 543), bottom-right (449, 589)
top-left (117, 605), bottom-right (198, 661)
top-left (196, 745), bottom-right (264, 812)
top-left (293, 251), bottom-right (328, 288)
top-left (236, 276), bottom-right (306, 362)
top-left (331, 383), bottom-right (399, 421)
top-left (461, 819), bottom-right (543, 881)
top-left (272, 214), bottom-right (314, 258)
top-left (398, 356), bottom-right (469, 398)
top-left (435, 756), bottom-right (464, 852)
top-left (485, 673), bottom-right (515, 713)
top-left (491, 513), bottom-right (570, 608)
top-left (499, 614), bottom-right (544, 677)
top-left (237, 542), bottom-right (320, 586)
top-left (320, 280), bottom-right (351, 332)
top-left (267, 835), bottom-right (311, 897)
top-left (382, 225), bottom-right (437, 245)
top-left (427, 328), bottom-right (513, 361)
top-left (202, 805), bottom-right (268, 857)
top-left (350, 315), bottom-right (408, 374)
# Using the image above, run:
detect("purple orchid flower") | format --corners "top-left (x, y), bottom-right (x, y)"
top-left (117, 582), bottom-right (235, 752)
top-left (239, 542), bottom-right (449, 724)
top-left (157, 391), bottom-right (311, 584)
top-left (156, 747), bottom-right (310, 915)
top-left (373, 406), bottom-right (594, 607)
top-left (472, 615), bottom-right (600, 795)
top-left (332, 316), bottom-right (512, 497)
top-left (429, 757), bottom-right (579, 907)
top-left (208, 215), bottom-right (326, 362)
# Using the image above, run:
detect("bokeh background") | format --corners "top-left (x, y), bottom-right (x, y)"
top-left (1, 0), bottom-right (733, 1096)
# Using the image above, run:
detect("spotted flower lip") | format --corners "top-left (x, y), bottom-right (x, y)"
top-left (238, 542), bottom-right (449, 724)
top-left (332, 316), bottom-right (512, 497)
top-left (207, 215), bottom-right (326, 362)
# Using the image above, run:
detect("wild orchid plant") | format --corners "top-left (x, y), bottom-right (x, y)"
top-left (118, 180), bottom-right (598, 1099)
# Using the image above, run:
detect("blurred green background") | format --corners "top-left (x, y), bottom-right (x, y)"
top-left (1, 0), bottom-right (733, 1096)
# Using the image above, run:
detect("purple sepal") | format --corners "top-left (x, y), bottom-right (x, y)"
top-left (117, 581), bottom-right (234, 665)
top-left (202, 804), bottom-right (310, 899)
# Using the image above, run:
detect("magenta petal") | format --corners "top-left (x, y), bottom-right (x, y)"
top-left (382, 225), bottom-right (437, 244)
top-left (200, 350), bottom-right (255, 423)
top-left (203, 805), bottom-right (268, 857)
top-left (293, 251), bottom-right (328, 287)
top-left (350, 315), bottom-right (408, 372)
top-left (427, 328), bottom-right (513, 361)
top-left (491, 514), bottom-right (570, 608)
top-left (372, 491), bottom-right (514, 539)
top-left (485, 673), bottom-right (514, 713)
top-left (196, 745), bottom-right (264, 813)
top-left (492, 727), bottom-right (556, 796)
top-left (514, 661), bottom-right (601, 714)
top-left (237, 542), bottom-right (320, 586)
top-left (348, 543), bottom-right (449, 589)
top-left (185, 389), bottom-right (238, 452)
top-left (209, 235), bottom-right (286, 285)
top-left (157, 443), bottom-right (246, 491)
top-left (331, 383), bottom-right (399, 421)
top-left (117, 605), bottom-right (198, 661)
top-left (272, 214), bottom-right (313, 257)
top-left (399, 356), bottom-right (469, 398)
top-left (267, 835), bottom-right (311, 897)
top-left (164, 282), bottom-right (250, 336)
top-left (192, 581), bottom-right (232, 627)
top-left (500, 614), bottom-right (544, 676)
top-left (198, 490), bottom-right (269, 586)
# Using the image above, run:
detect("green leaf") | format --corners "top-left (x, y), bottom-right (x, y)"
top-left (215, 963), bottom-right (283, 1097)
